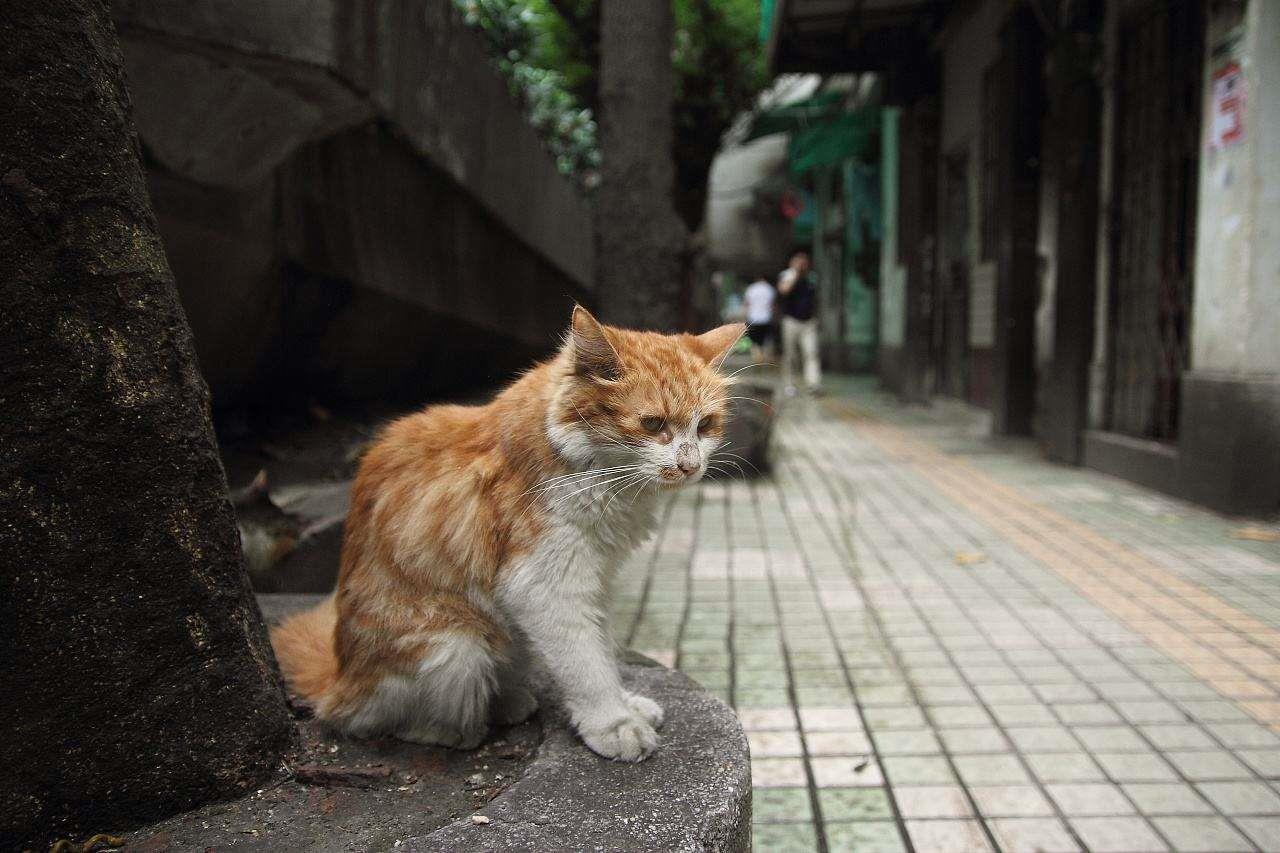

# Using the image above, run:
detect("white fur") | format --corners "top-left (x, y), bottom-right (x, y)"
top-left (497, 413), bottom-right (717, 761)
top-left (348, 631), bottom-right (498, 747)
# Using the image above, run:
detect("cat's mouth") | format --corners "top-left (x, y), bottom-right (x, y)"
top-left (658, 466), bottom-right (700, 485)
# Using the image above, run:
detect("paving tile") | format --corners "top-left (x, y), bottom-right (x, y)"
top-left (753, 787), bottom-right (814, 823)
top-left (1054, 703), bottom-right (1124, 725)
top-left (903, 819), bottom-right (994, 852)
top-left (1026, 752), bottom-right (1109, 783)
top-left (991, 703), bottom-right (1059, 726)
top-left (797, 707), bottom-right (862, 731)
top-left (1208, 722), bottom-right (1280, 749)
top-left (872, 728), bottom-right (943, 755)
top-left (1121, 783), bottom-right (1215, 816)
top-left (1046, 783), bottom-right (1136, 816)
top-left (930, 705), bottom-right (995, 727)
top-left (752, 757), bottom-right (808, 788)
top-left (817, 786), bottom-right (893, 820)
top-left (752, 822), bottom-right (820, 852)
top-left (1150, 816), bottom-right (1253, 852)
top-left (810, 756), bottom-right (883, 788)
top-left (938, 727), bottom-right (1010, 754)
top-left (1139, 724), bottom-right (1217, 751)
top-left (1068, 816), bottom-right (1170, 852)
top-left (1237, 748), bottom-right (1280, 776)
top-left (882, 755), bottom-right (957, 785)
top-left (1073, 725), bottom-right (1149, 753)
top-left (749, 730), bottom-right (805, 757)
top-left (1006, 725), bottom-right (1081, 753)
top-left (954, 754), bottom-right (1032, 786)
top-left (1094, 747), bottom-right (1182, 782)
top-left (969, 785), bottom-right (1056, 817)
top-left (1196, 781), bottom-right (1280, 815)
top-left (895, 785), bottom-right (974, 818)
top-left (1166, 750), bottom-right (1255, 782)
top-left (1234, 816), bottom-right (1280, 851)
top-left (986, 817), bottom-right (1082, 852)
top-left (977, 684), bottom-right (1038, 704)
top-left (1116, 700), bottom-right (1188, 724)
top-left (737, 707), bottom-right (797, 731)
top-left (804, 730), bottom-right (871, 756)
top-left (823, 820), bottom-right (907, 853)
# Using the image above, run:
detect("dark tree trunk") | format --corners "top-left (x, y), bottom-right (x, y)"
top-left (0, 2), bottom-right (294, 847)
top-left (596, 0), bottom-right (687, 331)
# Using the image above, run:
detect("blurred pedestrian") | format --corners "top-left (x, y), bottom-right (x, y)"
top-left (743, 272), bottom-right (776, 364)
top-left (777, 249), bottom-right (821, 395)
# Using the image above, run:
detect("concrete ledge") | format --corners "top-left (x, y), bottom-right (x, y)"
top-left (1083, 430), bottom-right (1181, 498)
top-left (1178, 372), bottom-right (1280, 515)
top-left (255, 594), bottom-right (753, 852)
top-left (412, 654), bottom-right (751, 852)
top-left (1083, 374), bottom-right (1280, 516)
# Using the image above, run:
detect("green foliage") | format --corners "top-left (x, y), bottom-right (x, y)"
top-left (454, 0), bottom-right (600, 180)
top-left (455, 0), bottom-right (766, 224)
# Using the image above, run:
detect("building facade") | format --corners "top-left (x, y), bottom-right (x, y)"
top-left (768, 0), bottom-right (1279, 515)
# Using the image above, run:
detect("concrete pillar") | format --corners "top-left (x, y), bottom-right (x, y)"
top-left (1042, 12), bottom-right (1103, 464)
top-left (1179, 0), bottom-right (1280, 513)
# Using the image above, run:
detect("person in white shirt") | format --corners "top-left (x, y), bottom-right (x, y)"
top-left (742, 275), bottom-right (777, 363)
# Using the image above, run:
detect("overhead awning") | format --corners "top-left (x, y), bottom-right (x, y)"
top-left (787, 108), bottom-right (880, 173)
top-left (743, 91), bottom-right (846, 142)
top-left (765, 0), bottom-right (944, 75)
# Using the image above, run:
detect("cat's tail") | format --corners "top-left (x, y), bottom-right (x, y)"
top-left (270, 597), bottom-right (339, 705)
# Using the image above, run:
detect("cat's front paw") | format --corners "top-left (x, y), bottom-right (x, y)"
top-left (624, 691), bottom-right (664, 729)
top-left (579, 712), bottom-right (659, 762)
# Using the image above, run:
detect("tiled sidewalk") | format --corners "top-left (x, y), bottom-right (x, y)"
top-left (612, 379), bottom-right (1280, 852)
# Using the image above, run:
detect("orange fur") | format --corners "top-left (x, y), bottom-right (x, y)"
top-left (270, 308), bottom-right (744, 738)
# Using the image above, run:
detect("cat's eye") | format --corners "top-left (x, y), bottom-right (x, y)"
top-left (698, 415), bottom-right (719, 434)
top-left (640, 416), bottom-right (666, 434)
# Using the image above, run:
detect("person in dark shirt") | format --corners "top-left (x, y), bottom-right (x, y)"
top-left (777, 249), bottom-right (821, 395)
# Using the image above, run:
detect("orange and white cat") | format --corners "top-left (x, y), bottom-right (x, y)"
top-left (271, 307), bottom-right (743, 761)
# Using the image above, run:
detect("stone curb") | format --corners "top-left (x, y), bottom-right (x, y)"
top-left (256, 595), bottom-right (752, 852)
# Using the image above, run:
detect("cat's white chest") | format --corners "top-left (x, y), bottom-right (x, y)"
top-left (545, 477), bottom-right (658, 555)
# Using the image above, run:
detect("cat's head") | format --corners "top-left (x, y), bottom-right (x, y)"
top-left (549, 306), bottom-right (745, 486)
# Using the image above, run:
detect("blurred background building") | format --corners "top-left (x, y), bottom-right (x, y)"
top-left (755, 0), bottom-right (1279, 516)
top-left (114, 0), bottom-right (1278, 517)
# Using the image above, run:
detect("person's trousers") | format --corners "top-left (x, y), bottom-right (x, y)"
top-left (780, 316), bottom-right (821, 390)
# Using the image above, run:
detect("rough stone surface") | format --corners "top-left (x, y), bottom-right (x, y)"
top-left (269, 480), bottom-right (350, 592)
top-left (0, 3), bottom-right (293, 848)
top-left (410, 654), bottom-right (751, 852)
top-left (253, 595), bottom-right (752, 852)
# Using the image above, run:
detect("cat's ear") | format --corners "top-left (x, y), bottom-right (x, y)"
top-left (692, 323), bottom-right (747, 368)
top-left (569, 305), bottom-right (622, 380)
top-left (249, 469), bottom-right (270, 496)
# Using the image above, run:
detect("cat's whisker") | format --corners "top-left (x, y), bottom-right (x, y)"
top-left (712, 446), bottom-right (761, 476)
top-left (570, 401), bottom-right (641, 456)
top-left (546, 471), bottom-right (644, 510)
top-left (721, 361), bottom-right (772, 382)
top-left (525, 464), bottom-right (640, 496)
top-left (724, 396), bottom-right (768, 407)
top-left (599, 471), bottom-right (650, 516)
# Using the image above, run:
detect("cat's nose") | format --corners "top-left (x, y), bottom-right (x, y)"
top-left (676, 443), bottom-right (700, 474)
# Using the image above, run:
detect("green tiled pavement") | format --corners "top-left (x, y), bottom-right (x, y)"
top-left (612, 377), bottom-right (1280, 852)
